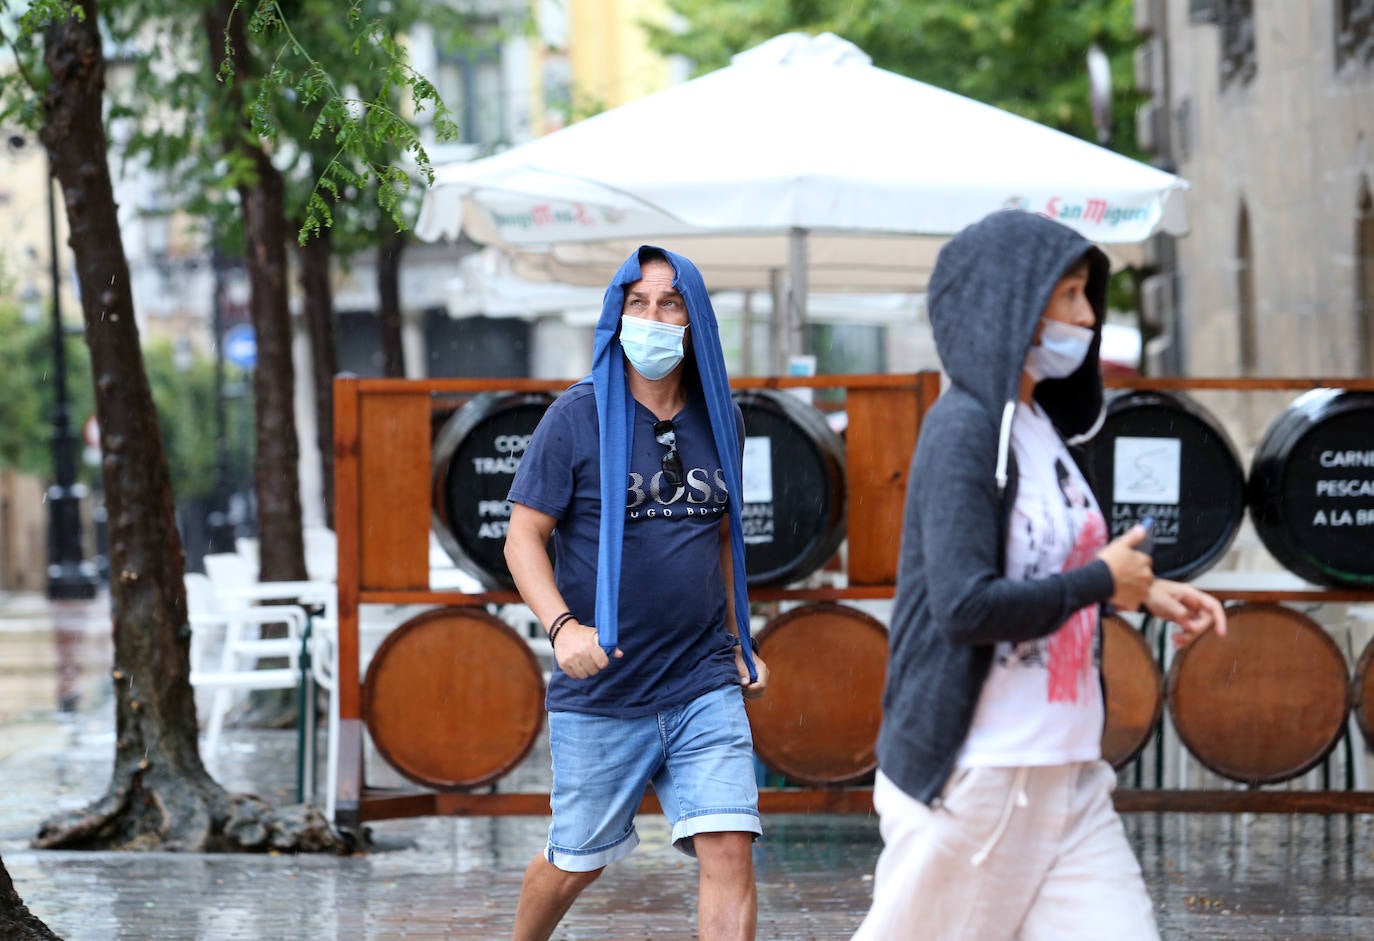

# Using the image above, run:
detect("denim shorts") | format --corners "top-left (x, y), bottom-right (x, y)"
top-left (544, 684), bottom-right (762, 872)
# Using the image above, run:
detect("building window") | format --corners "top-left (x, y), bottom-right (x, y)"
top-left (1219, 0), bottom-right (1257, 89)
top-left (1190, 0), bottom-right (1219, 24)
top-left (1358, 182), bottom-right (1374, 375)
top-left (435, 23), bottom-right (506, 149)
top-left (1336, 0), bottom-right (1374, 70)
top-left (1237, 202), bottom-right (1258, 375)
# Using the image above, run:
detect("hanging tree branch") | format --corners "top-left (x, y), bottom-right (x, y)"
top-left (213, 0), bottom-right (459, 242)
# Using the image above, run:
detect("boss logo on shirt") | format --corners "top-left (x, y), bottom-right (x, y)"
top-left (626, 468), bottom-right (729, 519)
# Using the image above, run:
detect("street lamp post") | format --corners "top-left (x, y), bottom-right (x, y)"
top-left (1086, 43), bottom-right (1114, 150)
top-left (205, 247), bottom-right (238, 553)
top-left (40, 155), bottom-right (99, 600)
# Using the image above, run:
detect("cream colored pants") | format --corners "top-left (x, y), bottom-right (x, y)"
top-left (852, 762), bottom-right (1159, 941)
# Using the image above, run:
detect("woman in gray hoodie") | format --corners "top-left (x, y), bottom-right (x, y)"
top-left (853, 210), bottom-right (1226, 941)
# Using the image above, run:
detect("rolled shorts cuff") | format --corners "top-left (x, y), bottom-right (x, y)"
top-left (670, 810), bottom-right (763, 857)
top-left (547, 829), bottom-right (640, 872)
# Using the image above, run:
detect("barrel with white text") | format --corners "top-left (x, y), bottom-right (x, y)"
top-left (431, 392), bottom-right (555, 589)
top-left (1247, 389), bottom-right (1374, 588)
top-left (732, 389), bottom-right (846, 587)
top-left (1081, 390), bottom-right (1246, 582)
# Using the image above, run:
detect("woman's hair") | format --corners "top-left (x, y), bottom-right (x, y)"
top-left (1061, 252), bottom-right (1093, 281)
top-left (1055, 457), bottom-right (1088, 508)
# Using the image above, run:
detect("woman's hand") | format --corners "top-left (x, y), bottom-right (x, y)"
top-left (1143, 579), bottom-right (1228, 648)
top-left (1097, 524), bottom-right (1154, 612)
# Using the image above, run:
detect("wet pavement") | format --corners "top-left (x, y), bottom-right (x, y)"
top-left (4, 591), bottom-right (1374, 939)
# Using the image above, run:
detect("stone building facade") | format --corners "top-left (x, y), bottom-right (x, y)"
top-left (1131, 2), bottom-right (1373, 582)
top-left (1135, 0), bottom-right (1374, 379)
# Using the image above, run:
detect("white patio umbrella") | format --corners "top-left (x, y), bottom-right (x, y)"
top-left (415, 32), bottom-right (1188, 360)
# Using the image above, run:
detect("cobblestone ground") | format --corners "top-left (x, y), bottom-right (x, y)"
top-left (5, 593), bottom-right (1374, 939)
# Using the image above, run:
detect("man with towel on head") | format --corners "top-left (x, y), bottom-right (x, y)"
top-left (505, 246), bottom-right (769, 941)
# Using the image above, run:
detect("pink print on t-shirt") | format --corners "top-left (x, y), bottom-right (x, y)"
top-left (1045, 509), bottom-right (1107, 702)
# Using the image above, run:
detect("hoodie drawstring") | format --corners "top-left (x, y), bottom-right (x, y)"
top-left (994, 401), bottom-right (1016, 494)
top-left (1065, 402), bottom-right (1108, 447)
top-left (971, 767), bottom-right (1030, 867)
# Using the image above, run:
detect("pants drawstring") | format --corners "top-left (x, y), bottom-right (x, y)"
top-left (971, 767), bottom-right (1030, 867)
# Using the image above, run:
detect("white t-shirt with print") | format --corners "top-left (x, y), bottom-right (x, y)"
top-left (958, 401), bottom-right (1108, 768)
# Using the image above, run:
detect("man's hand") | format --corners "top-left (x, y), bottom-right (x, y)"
top-left (735, 645), bottom-right (768, 700)
top-left (554, 621), bottom-right (622, 678)
top-left (1097, 524), bottom-right (1154, 611)
top-left (1143, 579), bottom-right (1228, 649)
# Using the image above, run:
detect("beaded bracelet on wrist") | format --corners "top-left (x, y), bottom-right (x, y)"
top-left (732, 635), bottom-right (760, 654)
top-left (547, 611), bottom-right (575, 647)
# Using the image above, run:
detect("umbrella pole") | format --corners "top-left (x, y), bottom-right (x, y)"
top-left (788, 227), bottom-right (808, 362)
top-left (741, 291), bottom-right (754, 376)
top-left (770, 268), bottom-right (786, 374)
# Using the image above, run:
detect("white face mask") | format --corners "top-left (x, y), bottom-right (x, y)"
top-left (620, 315), bottom-right (687, 380)
top-left (1024, 319), bottom-right (1094, 382)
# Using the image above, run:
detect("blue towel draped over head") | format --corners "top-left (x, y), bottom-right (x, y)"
top-left (579, 245), bottom-right (757, 681)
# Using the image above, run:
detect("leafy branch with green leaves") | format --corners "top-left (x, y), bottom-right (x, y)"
top-left (217, 0), bottom-right (460, 242)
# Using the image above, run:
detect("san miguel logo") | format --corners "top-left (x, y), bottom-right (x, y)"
top-left (493, 204), bottom-right (596, 230)
top-left (492, 204), bottom-right (627, 231)
top-left (1043, 197), bottom-right (1149, 227)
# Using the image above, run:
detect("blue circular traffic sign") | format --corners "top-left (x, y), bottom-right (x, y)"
top-left (223, 324), bottom-right (257, 369)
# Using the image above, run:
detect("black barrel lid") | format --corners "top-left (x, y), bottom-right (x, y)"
top-left (1247, 389), bottom-right (1374, 589)
top-left (733, 390), bottom-right (847, 587)
top-left (431, 392), bottom-right (554, 589)
top-left (1082, 390), bottom-right (1245, 582)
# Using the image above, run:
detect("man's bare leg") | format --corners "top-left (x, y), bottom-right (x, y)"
top-left (511, 854), bottom-right (603, 941)
top-left (694, 831), bottom-right (757, 941)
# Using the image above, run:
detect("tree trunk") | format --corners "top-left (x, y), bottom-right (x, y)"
top-left (32, 0), bottom-right (341, 853)
top-left (377, 228), bottom-right (407, 378)
top-left (297, 229), bottom-right (337, 528)
top-left (0, 852), bottom-right (63, 940)
top-left (206, 0), bottom-right (306, 584)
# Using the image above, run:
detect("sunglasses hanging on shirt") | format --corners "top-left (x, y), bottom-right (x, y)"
top-left (653, 419), bottom-right (684, 487)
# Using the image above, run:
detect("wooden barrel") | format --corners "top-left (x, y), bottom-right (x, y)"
top-left (431, 392), bottom-right (555, 589)
top-left (1081, 390), bottom-right (1245, 581)
top-left (1100, 614), bottom-right (1163, 770)
top-left (1351, 634), bottom-right (1374, 748)
top-left (1247, 389), bottom-right (1374, 589)
top-left (1166, 603), bottom-right (1349, 785)
top-left (745, 603), bottom-right (886, 785)
top-left (733, 390), bottom-right (847, 587)
top-left (362, 607), bottom-right (545, 790)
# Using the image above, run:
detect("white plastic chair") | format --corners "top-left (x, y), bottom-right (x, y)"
top-left (308, 617), bottom-right (342, 821)
top-left (427, 533), bottom-right (486, 593)
top-left (185, 572), bottom-right (305, 757)
top-left (309, 602), bottom-right (424, 820)
top-left (202, 553), bottom-right (339, 801)
top-left (303, 526), bottom-right (338, 582)
top-left (203, 552), bottom-right (259, 607)
top-left (234, 537), bottom-right (260, 576)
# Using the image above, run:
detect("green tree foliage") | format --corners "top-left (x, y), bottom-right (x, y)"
top-left (140, 340), bottom-right (254, 503)
top-left (0, 298), bottom-right (93, 477)
top-left (0, 295), bottom-right (251, 503)
top-left (94, 0), bottom-right (461, 243)
top-left (649, 0), bottom-right (1145, 159)
top-left (225, 0), bottom-right (462, 242)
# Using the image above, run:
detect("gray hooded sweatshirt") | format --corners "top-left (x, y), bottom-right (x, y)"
top-left (876, 210), bottom-right (1117, 805)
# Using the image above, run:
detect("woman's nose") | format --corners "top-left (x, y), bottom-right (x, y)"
top-left (1075, 299), bottom-right (1096, 327)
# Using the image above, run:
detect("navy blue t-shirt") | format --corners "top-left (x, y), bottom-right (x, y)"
top-left (507, 383), bottom-right (744, 717)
